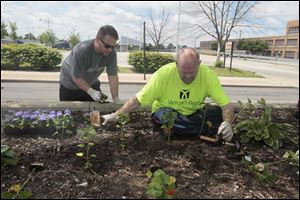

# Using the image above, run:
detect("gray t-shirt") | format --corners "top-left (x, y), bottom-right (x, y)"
top-left (60, 39), bottom-right (117, 89)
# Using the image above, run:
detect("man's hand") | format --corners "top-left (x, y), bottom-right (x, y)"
top-left (217, 121), bottom-right (233, 142)
top-left (113, 97), bottom-right (125, 105)
top-left (87, 88), bottom-right (107, 102)
top-left (101, 113), bottom-right (117, 125)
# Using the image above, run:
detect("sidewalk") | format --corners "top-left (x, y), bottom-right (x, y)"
top-left (1, 70), bottom-right (298, 88)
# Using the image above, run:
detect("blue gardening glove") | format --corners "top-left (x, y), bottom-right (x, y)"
top-left (217, 121), bottom-right (233, 142)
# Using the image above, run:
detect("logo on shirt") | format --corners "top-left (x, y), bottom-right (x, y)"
top-left (179, 89), bottom-right (190, 99)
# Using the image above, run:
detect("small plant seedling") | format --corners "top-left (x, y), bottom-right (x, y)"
top-left (161, 111), bottom-right (176, 145)
top-left (146, 168), bottom-right (176, 199)
top-left (116, 113), bottom-right (130, 151)
top-left (76, 125), bottom-right (97, 171)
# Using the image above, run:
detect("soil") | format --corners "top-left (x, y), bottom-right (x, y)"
top-left (1, 109), bottom-right (299, 199)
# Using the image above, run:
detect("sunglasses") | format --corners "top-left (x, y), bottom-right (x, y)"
top-left (99, 38), bottom-right (116, 49)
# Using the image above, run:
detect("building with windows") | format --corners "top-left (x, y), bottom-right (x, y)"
top-left (200, 20), bottom-right (299, 59)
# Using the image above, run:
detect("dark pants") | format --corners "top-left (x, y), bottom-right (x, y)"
top-left (151, 105), bottom-right (223, 136)
top-left (59, 81), bottom-right (101, 101)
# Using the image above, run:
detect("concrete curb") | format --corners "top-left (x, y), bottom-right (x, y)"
top-left (1, 101), bottom-right (297, 113)
top-left (1, 79), bottom-right (298, 88)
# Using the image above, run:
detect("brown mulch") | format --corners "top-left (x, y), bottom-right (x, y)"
top-left (1, 109), bottom-right (299, 199)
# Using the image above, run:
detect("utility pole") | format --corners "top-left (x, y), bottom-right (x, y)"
top-left (143, 21), bottom-right (146, 80)
top-left (176, 1), bottom-right (181, 55)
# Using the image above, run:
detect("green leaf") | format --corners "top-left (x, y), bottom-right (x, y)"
top-left (77, 144), bottom-right (85, 148)
top-left (76, 152), bottom-right (84, 157)
top-left (146, 170), bottom-right (153, 178)
top-left (1, 192), bottom-right (14, 199)
top-left (1, 145), bottom-right (10, 153)
top-left (18, 191), bottom-right (33, 199)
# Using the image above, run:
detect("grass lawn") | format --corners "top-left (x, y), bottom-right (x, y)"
top-left (209, 66), bottom-right (263, 78)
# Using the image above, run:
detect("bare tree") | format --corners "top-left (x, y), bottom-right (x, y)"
top-left (189, 1), bottom-right (257, 62)
top-left (146, 8), bottom-right (175, 52)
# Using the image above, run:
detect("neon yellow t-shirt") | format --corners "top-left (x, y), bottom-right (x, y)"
top-left (136, 62), bottom-right (230, 115)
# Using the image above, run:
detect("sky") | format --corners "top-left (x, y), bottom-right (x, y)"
top-left (1, 1), bottom-right (299, 47)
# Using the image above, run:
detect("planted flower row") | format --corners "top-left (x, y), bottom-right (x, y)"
top-left (3, 109), bottom-right (73, 129)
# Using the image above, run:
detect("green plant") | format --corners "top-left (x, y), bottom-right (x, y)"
top-left (146, 169), bottom-right (176, 199)
top-left (1, 169), bottom-right (34, 199)
top-left (1, 144), bottom-right (18, 171)
top-left (76, 125), bottom-right (97, 171)
top-left (242, 159), bottom-right (276, 184)
top-left (283, 149), bottom-right (299, 175)
top-left (52, 109), bottom-right (74, 140)
top-left (128, 51), bottom-right (175, 73)
top-left (234, 98), bottom-right (295, 149)
top-left (214, 60), bottom-right (224, 68)
top-left (116, 113), bottom-right (130, 151)
top-left (161, 111), bottom-right (177, 145)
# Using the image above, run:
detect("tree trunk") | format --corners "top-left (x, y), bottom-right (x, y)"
top-left (216, 42), bottom-right (221, 62)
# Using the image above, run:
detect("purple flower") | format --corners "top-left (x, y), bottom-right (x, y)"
top-left (64, 109), bottom-right (71, 115)
top-left (22, 114), bottom-right (30, 119)
top-left (56, 111), bottom-right (63, 117)
top-left (32, 110), bottom-right (40, 115)
top-left (50, 111), bottom-right (56, 115)
top-left (30, 114), bottom-right (38, 120)
top-left (47, 113), bottom-right (56, 120)
top-left (15, 111), bottom-right (23, 117)
top-left (39, 114), bottom-right (47, 121)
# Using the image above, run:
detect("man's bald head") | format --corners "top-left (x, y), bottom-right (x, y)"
top-left (176, 48), bottom-right (201, 84)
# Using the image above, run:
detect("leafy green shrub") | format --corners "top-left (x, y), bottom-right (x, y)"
top-left (128, 51), bottom-right (175, 73)
top-left (214, 60), bottom-right (224, 68)
top-left (1, 144), bottom-right (18, 171)
top-left (1, 44), bottom-right (62, 68)
top-left (234, 98), bottom-right (295, 149)
top-left (146, 168), bottom-right (176, 199)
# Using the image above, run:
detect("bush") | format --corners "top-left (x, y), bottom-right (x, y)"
top-left (214, 60), bottom-right (224, 68)
top-left (128, 51), bottom-right (175, 73)
top-left (1, 44), bottom-right (62, 69)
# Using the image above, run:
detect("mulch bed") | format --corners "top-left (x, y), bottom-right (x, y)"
top-left (1, 109), bottom-right (299, 199)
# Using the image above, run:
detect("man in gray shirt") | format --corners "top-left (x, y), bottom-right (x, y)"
top-left (59, 25), bottom-right (122, 103)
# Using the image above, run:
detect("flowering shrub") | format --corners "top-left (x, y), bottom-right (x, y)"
top-left (2, 109), bottom-right (75, 139)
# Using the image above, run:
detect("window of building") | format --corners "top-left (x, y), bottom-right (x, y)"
top-left (275, 39), bottom-right (285, 46)
top-left (288, 27), bottom-right (299, 34)
top-left (265, 40), bottom-right (273, 46)
top-left (286, 39), bottom-right (297, 46)
top-left (284, 51), bottom-right (295, 59)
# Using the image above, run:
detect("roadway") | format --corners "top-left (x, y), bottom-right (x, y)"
top-left (1, 82), bottom-right (298, 104)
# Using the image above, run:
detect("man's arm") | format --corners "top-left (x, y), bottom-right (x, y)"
top-left (116, 96), bottom-right (141, 115)
top-left (108, 75), bottom-right (119, 100)
top-left (221, 102), bottom-right (234, 123)
top-left (72, 76), bottom-right (90, 92)
top-left (102, 96), bottom-right (141, 125)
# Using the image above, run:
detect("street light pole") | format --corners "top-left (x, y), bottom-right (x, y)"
top-left (176, 1), bottom-right (181, 55)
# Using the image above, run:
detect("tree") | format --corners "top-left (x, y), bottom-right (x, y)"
top-left (237, 40), bottom-right (268, 55)
top-left (24, 33), bottom-right (36, 40)
top-left (189, 1), bottom-right (257, 62)
top-left (146, 8), bottom-right (174, 52)
top-left (38, 29), bottom-right (56, 47)
top-left (69, 30), bottom-right (81, 48)
top-left (9, 21), bottom-right (18, 43)
top-left (1, 18), bottom-right (9, 39)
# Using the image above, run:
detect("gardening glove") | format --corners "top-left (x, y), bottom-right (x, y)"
top-left (217, 121), bottom-right (233, 142)
top-left (87, 88), bottom-right (107, 102)
top-left (101, 112), bottom-right (117, 125)
top-left (113, 97), bottom-right (125, 105)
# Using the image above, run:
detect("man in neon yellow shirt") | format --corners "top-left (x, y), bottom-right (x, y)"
top-left (102, 48), bottom-right (234, 141)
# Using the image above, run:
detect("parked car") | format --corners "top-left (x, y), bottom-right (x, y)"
top-left (54, 42), bottom-right (70, 49)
